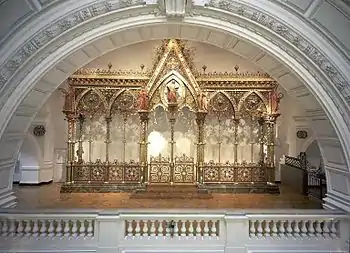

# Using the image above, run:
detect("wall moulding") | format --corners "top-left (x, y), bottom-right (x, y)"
top-left (201, 1), bottom-right (350, 104)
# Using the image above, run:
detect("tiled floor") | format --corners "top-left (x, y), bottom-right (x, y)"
top-left (13, 183), bottom-right (322, 209)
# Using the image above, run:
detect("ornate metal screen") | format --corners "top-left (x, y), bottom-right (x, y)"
top-left (61, 39), bottom-right (282, 192)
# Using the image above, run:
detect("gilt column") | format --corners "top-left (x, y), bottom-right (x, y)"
top-left (265, 114), bottom-right (279, 182)
top-left (76, 114), bottom-right (85, 164)
top-left (196, 111), bottom-right (207, 184)
top-left (232, 119), bottom-right (239, 164)
top-left (138, 111), bottom-right (149, 184)
top-left (65, 112), bottom-right (76, 183)
top-left (168, 103), bottom-right (178, 182)
top-left (258, 116), bottom-right (265, 164)
top-left (105, 116), bottom-right (112, 162)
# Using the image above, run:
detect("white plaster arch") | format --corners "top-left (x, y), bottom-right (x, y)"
top-left (0, 1), bottom-right (349, 210)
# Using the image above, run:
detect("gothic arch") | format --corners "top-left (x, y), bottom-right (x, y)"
top-left (237, 91), bottom-right (268, 113)
top-left (208, 91), bottom-right (236, 115)
top-left (75, 88), bottom-right (108, 115)
top-left (0, 1), bottom-right (348, 210)
top-left (149, 70), bottom-right (199, 108)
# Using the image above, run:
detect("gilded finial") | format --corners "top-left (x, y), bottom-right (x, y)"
top-left (234, 65), bottom-right (239, 73)
top-left (140, 64), bottom-right (145, 71)
top-left (202, 65), bottom-right (207, 73)
top-left (108, 62), bottom-right (112, 71)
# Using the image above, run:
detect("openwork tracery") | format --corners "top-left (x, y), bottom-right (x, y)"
top-left (61, 39), bottom-right (282, 192)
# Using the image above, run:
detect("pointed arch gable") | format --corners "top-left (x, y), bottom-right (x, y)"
top-left (146, 39), bottom-right (201, 100)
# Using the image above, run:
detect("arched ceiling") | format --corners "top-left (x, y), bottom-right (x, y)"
top-left (0, 0), bottom-right (349, 211)
top-left (85, 40), bottom-right (262, 73)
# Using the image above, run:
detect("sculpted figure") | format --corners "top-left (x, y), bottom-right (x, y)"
top-left (167, 86), bottom-right (177, 103)
top-left (198, 92), bottom-right (208, 111)
top-left (269, 89), bottom-right (284, 113)
top-left (137, 88), bottom-right (149, 110)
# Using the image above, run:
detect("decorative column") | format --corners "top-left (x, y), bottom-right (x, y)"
top-left (138, 111), bottom-right (149, 184)
top-left (233, 118), bottom-right (239, 164)
top-left (168, 103), bottom-right (178, 184)
top-left (196, 111), bottom-right (207, 184)
top-left (250, 117), bottom-right (255, 163)
top-left (218, 114), bottom-right (222, 163)
top-left (257, 116), bottom-right (265, 164)
top-left (265, 114), bottom-right (279, 182)
top-left (65, 112), bottom-right (76, 183)
top-left (122, 113), bottom-right (128, 163)
top-left (105, 116), bottom-right (112, 162)
top-left (76, 114), bottom-right (85, 164)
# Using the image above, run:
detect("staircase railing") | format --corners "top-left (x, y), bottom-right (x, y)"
top-left (284, 153), bottom-right (326, 199)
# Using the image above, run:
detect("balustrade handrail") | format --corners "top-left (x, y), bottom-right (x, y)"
top-left (0, 209), bottom-right (347, 218)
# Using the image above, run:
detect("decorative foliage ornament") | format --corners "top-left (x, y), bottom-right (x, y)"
top-left (33, 125), bottom-right (46, 137)
top-left (296, 130), bottom-right (308, 139)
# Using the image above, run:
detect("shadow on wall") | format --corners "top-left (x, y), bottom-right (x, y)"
top-left (305, 140), bottom-right (323, 171)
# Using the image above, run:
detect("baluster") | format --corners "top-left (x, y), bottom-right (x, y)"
top-left (142, 220), bottom-right (148, 237)
top-left (63, 220), bottom-right (71, 237)
top-left (196, 220), bottom-right (202, 237)
top-left (1, 219), bottom-right (9, 236)
top-left (134, 220), bottom-right (140, 237)
top-left (203, 220), bottom-right (209, 237)
top-left (165, 221), bottom-right (170, 238)
top-left (278, 220), bottom-right (285, 238)
top-left (300, 220), bottom-right (308, 237)
top-left (79, 220), bottom-right (86, 237)
top-left (329, 220), bottom-right (337, 238)
top-left (249, 220), bottom-right (256, 237)
top-left (40, 220), bottom-right (47, 237)
top-left (293, 220), bottom-right (301, 237)
top-left (211, 220), bottom-right (217, 238)
top-left (127, 220), bottom-right (133, 237)
top-left (71, 220), bottom-right (78, 237)
top-left (24, 220), bottom-right (32, 237)
top-left (188, 220), bottom-right (194, 237)
top-left (158, 220), bottom-right (164, 237)
top-left (16, 220), bottom-right (24, 237)
top-left (87, 220), bottom-right (94, 237)
top-left (180, 220), bottom-right (186, 237)
top-left (256, 220), bottom-right (263, 238)
top-left (307, 220), bottom-right (315, 237)
top-left (32, 220), bottom-right (39, 237)
top-left (173, 220), bottom-right (179, 237)
top-left (56, 220), bottom-right (63, 238)
top-left (8, 219), bottom-right (16, 236)
top-left (48, 220), bottom-right (55, 238)
top-left (286, 220), bottom-right (293, 237)
top-left (264, 220), bottom-right (271, 238)
top-left (150, 220), bottom-right (156, 237)
top-left (315, 220), bottom-right (323, 237)
top-left (271, 220), bottom-right (278, 238)
top-left (322, 220), bottom-right (330, 238)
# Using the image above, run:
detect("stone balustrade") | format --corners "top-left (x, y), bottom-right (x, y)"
top-left (0, 210), bottom-right (348, 253)
top-left (124, 216), bottom-right (220, 240)
top-left (248, 215), bottom-right (339, 239)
